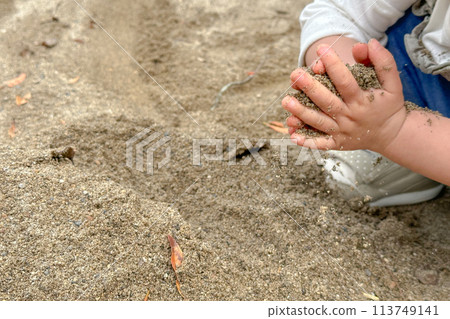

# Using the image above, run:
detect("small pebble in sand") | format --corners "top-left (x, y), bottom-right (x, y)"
top-left (415, 269), bottom-right (439, 285)
top-left (72, 220), bottom-right (82, 227)
top-left (387, 281), bottom-right (397, 289)
top-left (319, 206), bottom-right (328, 214)
top-left (42, 38), bottom-right (58, 48)
top-left (18, 183), bottom-right (25, 189)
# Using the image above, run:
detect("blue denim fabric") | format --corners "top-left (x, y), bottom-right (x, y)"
top-left (385, 8), bottom-right (450, 117)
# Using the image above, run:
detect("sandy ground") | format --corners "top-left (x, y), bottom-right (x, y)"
top-left (0, 0), bottom-right (449, 300)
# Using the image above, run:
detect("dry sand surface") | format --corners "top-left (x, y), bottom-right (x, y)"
top-left (0, 0), bottom-right (449, 300)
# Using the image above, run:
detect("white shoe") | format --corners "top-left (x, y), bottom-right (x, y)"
top-left (324, 150), bottom-right (444, 207)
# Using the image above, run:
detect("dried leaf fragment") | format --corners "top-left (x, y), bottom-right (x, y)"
top-left (16, 96), bottom-right (27, 106)
top-left (363, 292), bottom-right (380, 301)
top-left (168, 235), bottom-right (185, 299)
top-left (263, 121), bottom-right (289, 134)
top-left (8, 120), bottom-right (16, 138)
top-left (176, 279), bottom-right (185, 299)
top-left (15, 93), bottom-right (31, 106)
top-left (144, 290), bottom-right (150, 301)
top-left (68, 76), bottom-right (80, 84)
top-left (168, 235), bottom-right (183, 270)
top-left (5, 73), bottom-right (26, 88)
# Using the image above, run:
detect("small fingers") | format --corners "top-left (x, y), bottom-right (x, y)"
top-left (282, 95), bottom-right (338, 134)
top-left (288, 127), bottom-right (296, 135)
top-left (317, 45), bottom-right (362, 101)
top-left (286, 115), bottom-right (304, 129)
top-left (352, 43), bottom-right (370, 66)
top-left (289, 69), bottom-right (344, 116)
top-left (287, 115), bottom-right (303, 135)
top-left (367, 39), bottom-right (402, 94)
top-left (312, 60), bottom-right (325, 74)
top-left (290, 132), bottom-right (337, 150)
top-left (290, 68), bottom-right (309, 90)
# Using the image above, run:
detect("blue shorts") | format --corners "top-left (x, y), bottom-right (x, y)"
top-left (385, 8), bottom-right (450, 117)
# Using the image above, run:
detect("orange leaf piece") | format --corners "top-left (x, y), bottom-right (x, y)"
top-left (263, 122), bottom-right (289, 134)
top-left (15, 95), bottom-right (28, 106)
top-left (5, 73), bottom-right (26, 88)
top-left (68, 76), bottom-right (80, 84)
top-left (176, 279), bottom-right (185, 299)
top-left (269, 121), bottom-right (284, 127)
top-left (168, 235), bottom-right (183, 270)
top-left (144, 290), bottom-right (150, 301)
top-left (168, 235), bottom-right (185, 299)
top-left (8, 120), bottom-right (16, 138)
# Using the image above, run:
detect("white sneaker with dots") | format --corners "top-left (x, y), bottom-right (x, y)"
top-left (324, 150), bottom-right (444, 207)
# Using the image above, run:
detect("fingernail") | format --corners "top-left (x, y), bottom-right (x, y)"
top-left (282, 96), bottom-right (292, 108)
top-left (287, 98), bottom-right (296, 109)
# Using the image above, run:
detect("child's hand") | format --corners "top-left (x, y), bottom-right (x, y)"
top-left (282, 39), bottom-right (407, 154)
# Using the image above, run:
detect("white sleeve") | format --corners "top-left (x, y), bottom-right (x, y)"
top-left (298, 0), bottom-right (417, 66)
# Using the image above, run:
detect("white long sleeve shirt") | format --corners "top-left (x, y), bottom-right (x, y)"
top-left (299, 0), bottom-right (450, 80)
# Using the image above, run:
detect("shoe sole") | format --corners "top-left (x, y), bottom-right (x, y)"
top-left (369, 184), bottom-right (445, 207)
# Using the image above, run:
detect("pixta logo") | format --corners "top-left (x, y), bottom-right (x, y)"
top-left (125, 127), bottom-right (171, 175)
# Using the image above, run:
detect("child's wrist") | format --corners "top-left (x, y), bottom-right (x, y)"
top-left (368, 109), bottom-right (409, 156)
top-left (377, 110), bottom-right (424, 158)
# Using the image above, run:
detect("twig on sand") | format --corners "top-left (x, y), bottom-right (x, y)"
top-left (210, 56), bottom-right (266, 110)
